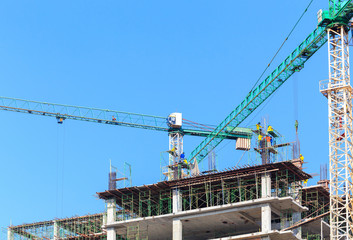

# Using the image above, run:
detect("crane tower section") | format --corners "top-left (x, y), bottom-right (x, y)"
top-left (320, 25), bottom-right (353, 239)
top-left (167, 113), bottom-right (184, 180)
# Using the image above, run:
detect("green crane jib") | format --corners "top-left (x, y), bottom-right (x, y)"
top-left (0, 96), bottom-right (252, 140)
top-left (189, 0), bottom-right (353, 164)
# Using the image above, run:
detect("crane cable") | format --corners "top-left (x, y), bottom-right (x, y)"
top-left (203, 0), bottom-right (314, 164)
top-left (248, 0), bottom-right (314, 93)
top-left (56, 123), bottom-right (66, 217)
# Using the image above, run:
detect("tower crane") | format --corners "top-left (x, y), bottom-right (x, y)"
top-left (2, 1), bottom-right (353, 239)
top-left (185, 0), bottom-right (353, 239)
top-left (0, 96), bottom-right (252, 180)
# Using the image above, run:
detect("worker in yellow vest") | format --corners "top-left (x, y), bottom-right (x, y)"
top-left (256, 122), bottom-right (262, 131)
top-left (300, 154), bottom-right (304, 162)
top-left (267, 125), bottom-right (273, 133)
top-left (258, 134), bottom-right (263, 149)
top-left (168, 147), bottom-right (178, 157)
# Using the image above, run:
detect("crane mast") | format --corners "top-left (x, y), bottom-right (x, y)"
top-left (321, 24), bottom-right (353, 239)
top-left (318, 1), bottom-right (353, 238)
top-left (166, 113), bottom-right (186, 180)
top-left (169, 132), bottom-right (184, 180)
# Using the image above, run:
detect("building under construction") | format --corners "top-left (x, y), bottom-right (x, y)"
top-left (6, 0), bottom-right (353, 239)
top-left (7, 136), bottom-right (332, 239)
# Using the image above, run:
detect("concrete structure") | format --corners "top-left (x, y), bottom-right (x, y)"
top-left (102, 197), bottom-right (306, 239)
top-left (8, 161), bottom-right (330, 240)
top-left (97, 160), bottom-right (325, 240)
top-left (107, 199), bottom-right (117, 240)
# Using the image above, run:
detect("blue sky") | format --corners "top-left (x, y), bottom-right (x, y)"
top-left (0, 0), bottom-right (336, 237)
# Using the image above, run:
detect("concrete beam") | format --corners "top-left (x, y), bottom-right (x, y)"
top-left (209, 230), bottom-right (298, 240)
top-left (270, 205), bottom-right (282, 217)
top-left (104, 197), bottom-right (306, 229)
top-left (238, 211), bottom-right (259, 226)
top-left (176, 203), bottom-right (266, 221)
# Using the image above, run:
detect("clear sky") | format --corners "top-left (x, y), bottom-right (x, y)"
top-left (0, 0), bottom-right (337, 238)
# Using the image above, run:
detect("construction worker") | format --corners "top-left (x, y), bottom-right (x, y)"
top-left (295, 120), bottom-right (298, 133)
top-left (167, 147), bottom-right (178, 157)
top-left (258, 134), bottom-right (263, 148)
top-left (180, 152), bottom-right (187, 164)
top-left (267, 125), bottom-right (273, 133)
top-left (112, 116), bottom-right (116, 121)
top-left (256, 122), bottom-right (262, 131)
top-left (265, 135), bottom-right (272, 147)
top-left (300, 154), bottom-right (304, 162)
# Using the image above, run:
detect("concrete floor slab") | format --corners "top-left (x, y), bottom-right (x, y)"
top-left (105, 197), bottom-right (306, 240)
top-left (209, 230), bottom-right (299, 240)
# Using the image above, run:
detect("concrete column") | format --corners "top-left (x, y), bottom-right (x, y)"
top-left (291, 181), bottom-right (302, 239)
top-left (106, 199), bottom-right (117, 240)
top-left (173, 219), bottom-right (182, 240)
top-left (107, 228), bottom-right (116, 240)
top-left (261, 203), bottom-right (271, 233)
top-left (7, 228), bottom-right (13, 240)
top-left (261, 173), bottom-right (271, 198)
top-left (53, 220), bottom-right (59, 240)
top-left (173, 189), bottom-right (182, 240)
top-left (292, 212), bottom-right (301, 239)
top-left (173, 189), bottom-right (182, 213)
top-left (107, 199), bottom-right (117, 223)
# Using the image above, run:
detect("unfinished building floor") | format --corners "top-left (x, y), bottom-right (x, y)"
top-left (104, 197), bottom-right (305, 240)
top-left (8, 160), bottom-right (330, 240)
top-left (97, 160), bottom-right (328, 240)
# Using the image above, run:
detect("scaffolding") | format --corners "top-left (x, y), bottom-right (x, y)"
top-left (302, 185), bottom-right (330, 220)
top-left (125, 223), bottom-right (148, 240)
top-left (109, 161), bottom-right (132, 190)
top-left (9, 213), bottom-right (106, 240)
top-left (9, 160), bottom-right (332, 240)
top-left (99, 161), bottom-right (310, 226)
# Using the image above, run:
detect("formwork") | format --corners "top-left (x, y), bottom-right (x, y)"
top-left (100, 162), bottom-right (308, 217)
top-left (98, 160), bottom-right (318, 239)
